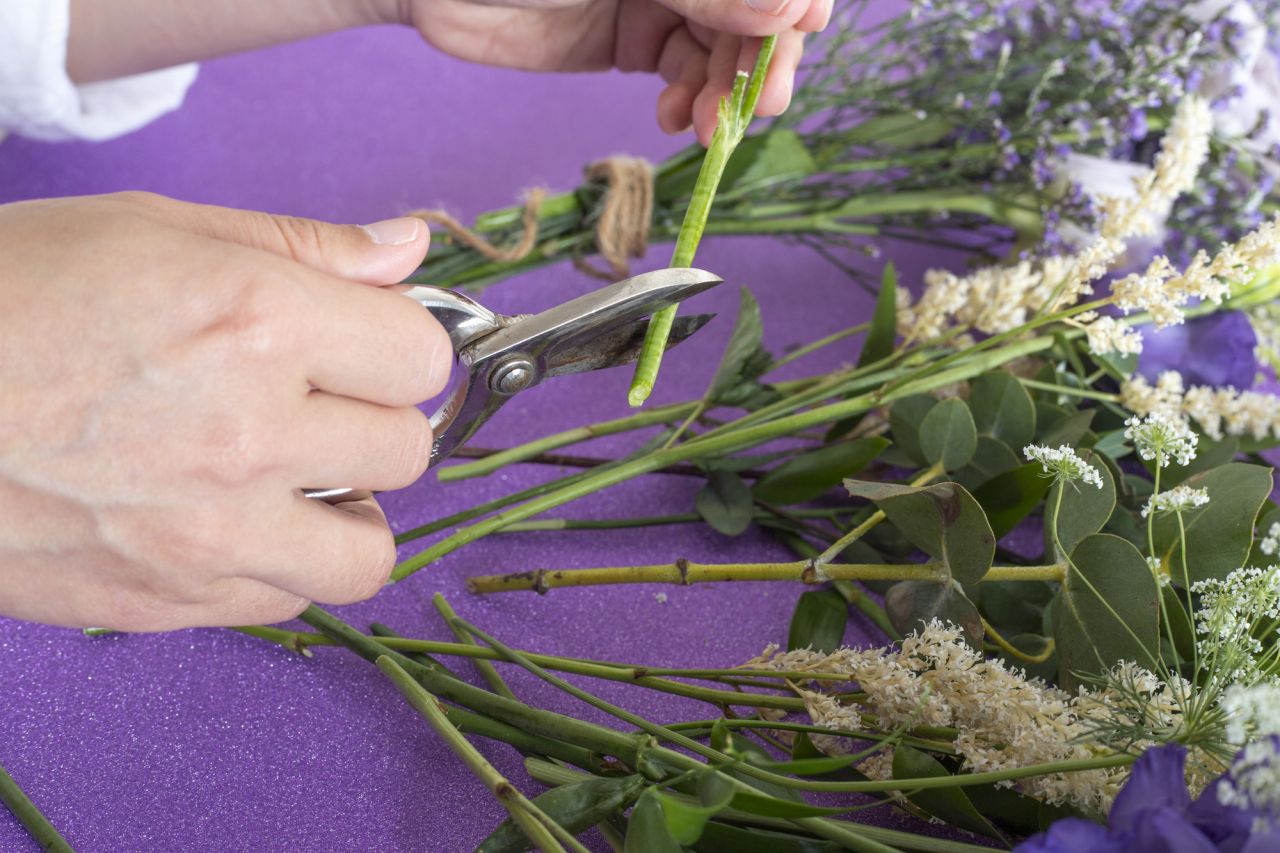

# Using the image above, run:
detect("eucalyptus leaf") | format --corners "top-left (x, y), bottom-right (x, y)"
top-left (920, 398), bottom-right (978, 471)
top-left (754, 437), bottom-right (890, 505)
top-left (787, 589), bottom-right (848, 654)
top-left (969, 371), bottom-right (1036, 449)
top-left (1248, 504), bottom-right (1280, 565)
top-left (844, 480), bottom-right (995, 587)
top-left (973, 463), bottom-right (1052, 538)
top-left (1051, 534), bottom-right (1160, 687)
top-left (624, 789), bottom-right (682, 853)
top-left (1145, 436), bottom-right (1239, 487)
top-left (889, 395), bottom-right (940, 466)
top-left (477, 775), bottom-right (645, 853)
top-left (1152, 463), bottom-right (1272, 585)
top-left (891, 746), bottom-right (1003, 840)
top-left (1161, 585), bottom-right (1196, 666)
top-left (964, 784), bottom-right (1045, 835)
top-left (1045, 450), bottom-right (1116, 557)
top-left (696, 470), bottom-right (754, 536)
top-left (857, 264), bottom-right (898, 367)
top-left (955, 436), bottom-right (1022, 491)
top-left (1035, 406), bottom-right (1096, 448)
top-left (884, 580), bottom-right (984, 648)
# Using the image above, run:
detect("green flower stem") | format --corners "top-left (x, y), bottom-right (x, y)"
top-left (296, 606), bottom-right (649, 764)
top-left (1018, 378), bottom-right (1120, 402)
top-left (376, 656), bottom-right (581, 853)
top-left (466, 560), bottom-right (946, 593)
top-left (0, 758), bottom-right (73, 853)
top-left (436, 399), bottom-right (696, 482)
top-left (432, 593), bottom-right (517, 701)
top-left (466, 559), bottom-right (1067, 594)
top-left (524, 760), bottom-right (992, 853)
top-left (498, 507), bottom-right (845, 533)
top-left (393, 333), bottom-right (1052, 581)
top-left (628, 37), bottom-right (778, 408)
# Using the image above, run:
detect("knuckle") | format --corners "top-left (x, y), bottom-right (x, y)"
top-left (194, 413), bottom-right (272, 487)
top-left (269, 215), bottom-right (331, 266)
top-left (413, 310), bottom-right (454, 400)
top-left (103, 189), bottom-right (167, 210)
top-left (212, 275), bottom-right (298, 360)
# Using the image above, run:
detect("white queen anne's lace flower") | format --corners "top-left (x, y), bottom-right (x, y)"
top-left (1142, 485), bottom-right (1211, 518)
top-left (1024, 445), bottom-right (1104, 488)
top-left (1221, 683), bottom-right (1280, 745)
top-left (1124, 413), bottom-right (1199, 466)
top-left (1216, 737), bottom-right (1280, 832)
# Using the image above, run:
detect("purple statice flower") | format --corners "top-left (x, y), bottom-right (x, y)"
top-left (1016, 741), bottom-right (1280, 853)
top-left (1136, 310), bottom-right (1258, 390)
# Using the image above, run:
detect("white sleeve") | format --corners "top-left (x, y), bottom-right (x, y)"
top-left (0, 0), bottom-right (197, 142)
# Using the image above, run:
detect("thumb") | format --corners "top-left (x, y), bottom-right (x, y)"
top-left (136, 195), bottom-right (431, 285)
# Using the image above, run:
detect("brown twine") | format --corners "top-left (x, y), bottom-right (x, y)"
top-left (574, 156), bottom-right (654, 280)
top-left (407, 156), bottom-right (653, 279)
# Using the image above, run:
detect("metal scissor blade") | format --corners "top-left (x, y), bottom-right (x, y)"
top-left (467, 267), bottom-right (724, 366)
top-left (545, 313), bottom-right (716, 378)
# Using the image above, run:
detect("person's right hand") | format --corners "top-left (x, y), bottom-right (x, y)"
top-left (0, 192), bottom-right (449, 631)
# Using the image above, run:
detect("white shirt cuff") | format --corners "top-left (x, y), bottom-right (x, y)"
top-left (0, 0), bottom-right (197, 142)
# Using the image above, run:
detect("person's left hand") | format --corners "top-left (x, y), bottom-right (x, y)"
top-left (384, 0), bottom-right (831, 145)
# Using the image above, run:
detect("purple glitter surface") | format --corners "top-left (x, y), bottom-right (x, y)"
top-left (0, 23), bottom-right (967, 853)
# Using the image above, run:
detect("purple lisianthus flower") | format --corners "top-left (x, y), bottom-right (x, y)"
top-left (1136, 310), bottom-right (1259, 389)
top-left (1016, 740), bottom-right (1280, 853)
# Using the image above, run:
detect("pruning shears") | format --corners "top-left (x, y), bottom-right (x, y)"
top-left (306, 267), bottom-right (723, 502)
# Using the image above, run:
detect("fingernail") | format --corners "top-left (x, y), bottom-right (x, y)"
top-left (361, 217), bottom-right (421, 246)
top-left (745, 0), bottom-right (791, 14)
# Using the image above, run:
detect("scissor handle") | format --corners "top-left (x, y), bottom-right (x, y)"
top-left (304, 286), bottom-right (498, 505)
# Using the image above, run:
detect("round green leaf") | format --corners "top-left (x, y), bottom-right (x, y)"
top-left (973, 463), bottom-right (1053, 539)
top-left (696, 470), bottom-right (754, 536)
top-left (889, 394), bottom-right (940, 465)
top-left (787, 589), bottom-right (848, 654)
top-left (1152, 462), bottom-right (1273, 585)
top-left (969, 371), bottom-right (1036, 449)
top-left (1051, 534), bottom-right (1159, 688)
top-left (884, 580), bottom-right (983, 648)
top-left (1045, 450), bottom-right (1116, 558)
top-left (891, 746), bottom-right (1003, 840)
top-left (920, 398), bottom-right (978, 471)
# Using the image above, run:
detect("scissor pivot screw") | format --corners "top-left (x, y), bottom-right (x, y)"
top-left (490, 357), bottom-right (536, 395)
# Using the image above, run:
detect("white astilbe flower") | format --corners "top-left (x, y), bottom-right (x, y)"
top-left (1084, 315), bottom-right (1145, 355)
top-left (1221, 683), bottom-right (1280, 745)
top-left (742, 622), bottom-right (1191, 812)
top-left (1262, 522), bottom-right (1280, 557)
top-left (1124, 413), bottom-right (1199, 466)
top-left (1216, 737), bottom-right (1280, 832)
top-left (1098, 96), bottom-right (1213, 240)
top-left (1120, 372), bottom-right (1280, 442)
top-left (1024, 445), bottom-right (1104, 488)
top-left (1143, 485), bottom-right (1211, 518)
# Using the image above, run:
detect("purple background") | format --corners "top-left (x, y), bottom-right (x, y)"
top-left (0, 23), bottom-right (965, 853)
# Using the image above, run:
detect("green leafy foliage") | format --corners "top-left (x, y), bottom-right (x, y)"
top-left (845, 480), bottom-right (995, 586)
top-left (888, 394), bottom-right (940, 466)
top-left (656, 129), bottom-right (818, 203)
top-left (692, 822), bottom-right (841, 853)
top-left (625, 789), bottom-right (682, 852)
top-left (1046, 450), bottom-right (1116, 557)
top-left (754, 437), bottom-right (890, 504)
top-left (920, 398), bottom-right (979, 471)
top-left (477, 775), bottom-right (645, 853)
top-left (973, 463), bottom-right (1053, 538)
top-left (891, 746), bottom-right (1003, 839)
top-left (651, 772), bottom-right (736, 844)
top-left (884, 580), bottom-right (984, 647)
top-left (1051, 534), bottom-right (1160, 687)
top-left (1152, 463), bottom-right (1273, 585)
top-left (706, 288), bottom-right (776, 408)
top-left (857, 264), bottom-right (898, 367)
top-left (696, 470), bottom-right (754, 536)
top-left (969, 371), bottom-right (1036, 449)
top-left (1035, 405), bottom-right (1096, 448)
top-left (787, 589), bottom-right (848, 654)
top-left (956, 437), bottom-right (1022, 491)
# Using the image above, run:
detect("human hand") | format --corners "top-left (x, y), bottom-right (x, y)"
top-left (385, 0), bottom-right (832, 144)
top-left (0, 193), bottom-right (448, 631)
